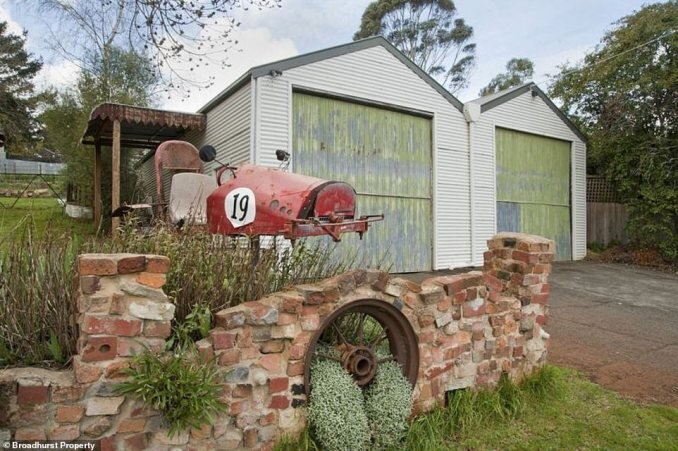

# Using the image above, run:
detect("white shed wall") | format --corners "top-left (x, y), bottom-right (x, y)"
top-left (470, 91), bottom-right (587, 264)
top-left (253, 45), bottom-right (471, 269)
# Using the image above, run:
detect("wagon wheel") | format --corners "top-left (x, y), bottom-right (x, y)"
top-left (304, 299), bottom-right (419, 395)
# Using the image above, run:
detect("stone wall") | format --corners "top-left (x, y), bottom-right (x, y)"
top-left (0, 232), bottom-right (554, 450)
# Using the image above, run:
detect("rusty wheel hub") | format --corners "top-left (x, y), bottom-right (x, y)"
top-left (341, 345), bottom-right (377, 386)
top-left (305, 299), bottom-right (419, 396)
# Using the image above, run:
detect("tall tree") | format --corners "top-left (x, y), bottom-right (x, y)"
top-left (549, 2), bottom-right (677, 261)
top-left (478, 58), bottom-right (534, 97)
top-left (0, 21), bottom-right (42, 153)
top-left (41, 46), bottom-right (159, 211)
top-left (354, 0), bottom-right (476, 93)
top-left (39, 0), bottom-right (281, 93)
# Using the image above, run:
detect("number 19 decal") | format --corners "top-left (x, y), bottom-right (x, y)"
top-left (225, 187), bottom-right (256, 228)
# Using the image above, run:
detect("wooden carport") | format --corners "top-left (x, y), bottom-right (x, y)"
top-left (81, 103), bottom-right (205, 233)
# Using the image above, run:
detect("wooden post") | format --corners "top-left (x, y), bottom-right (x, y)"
top-left (111, 119), bottom-right (121, 236)
top-left (94, 141), bottom-right (102, 232)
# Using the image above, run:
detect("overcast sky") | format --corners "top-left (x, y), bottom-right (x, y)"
top-left (1, 0), bottom-right (661, 112)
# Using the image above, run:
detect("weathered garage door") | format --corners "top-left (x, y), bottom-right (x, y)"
top-left (293, 92), bottom-right (432, 272)
top-left (496, 128), bottom-right (572, 260)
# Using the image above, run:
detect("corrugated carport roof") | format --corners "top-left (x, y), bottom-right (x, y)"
top-left (81, 103), bottom-right (206, 150)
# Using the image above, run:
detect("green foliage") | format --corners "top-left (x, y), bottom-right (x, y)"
top-left (115, 349), bottom-right (227, 437)
top-left (549, 2), bottom-right (677, 262)
top-left (40, 45), bottom-right (157, 215)
top-left (0, 220), bottom-right (78, 366)
top-left (364, 362), bottom-right (413, 449)
top-left (479, 58), bottom-right (535, 96)
top-left (0, 21), bottom-right (43, 152)
top-left (166, 304), bottom-right (212, 353)
top-left (354, 0), bottom-right (476, 93)
top-left (308, 360), bottom-right (370, 451)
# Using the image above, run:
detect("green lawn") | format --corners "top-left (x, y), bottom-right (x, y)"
top-left (0, 198), bottom-right (92, 245)
top-left (277, 366), bottom-right (678, 451)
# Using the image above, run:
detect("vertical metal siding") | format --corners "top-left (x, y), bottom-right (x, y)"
top-left (471, 91), bottom-right (587, 263)
top-left (255, 45), bottom-right (470, 269)
top-left (495, 128), bottom-right (572, 260)
top-left (292, 93), bottom-right (433, 272)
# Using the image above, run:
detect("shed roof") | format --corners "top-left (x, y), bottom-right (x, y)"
top-left (198, 36), bottom-right (464, 114)
top-left (82, 103), bottom-right (206, 150)
top-left (469, 82), bottom-right (587, 142)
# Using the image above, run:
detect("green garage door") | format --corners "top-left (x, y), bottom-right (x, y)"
top-left (496, 128), bottom-right (572, 260)
top-left (293, 92), bottom-right (433, 272)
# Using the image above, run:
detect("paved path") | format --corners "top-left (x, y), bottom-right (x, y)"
top-left (548, 261), bottom-right (678, 406)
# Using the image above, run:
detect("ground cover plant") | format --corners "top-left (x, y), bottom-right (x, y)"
top-left (276, 365), bottom-right (678, 451)
top-left (114, 349), bottom-right (227, 437)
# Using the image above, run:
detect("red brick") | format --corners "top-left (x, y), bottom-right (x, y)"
top-left (99, 436), bottom-right (115, 451)
top-left (124, 433), bottom-right (148, 451)
top-left (218, 349), bottom-right (241, 366)
top-left (277, 312), bottom-right (296, 325)
top-left (540, 283), bottom-right (550, 293)
top-left (79, 255), bottom-right (117, 276)
top-left (117, 337), bottom-right (164, 357)
top-left (269, 377), bottom-right (289, 393)
top-left (462, 301), bottom-right (486, 317)
top-left (229, 399), bottom-right (248, 416)
top-left (419, 330), bottom-right (435, 344)
top-left (82, 316), bottom-right (142, 337)
top-left (118, 418), bottom-right (146, 433)
top-left (117, 255), bottom-right (146, 274)
top-left (17, 384), bottom-right (49, 406)
top-left (425, 362), bottom-right (454, 379)
top-left (210, 328), bottom-right (236, 350)
top-left (417, 310), bottom-right (435, 328)
top-left (104, 360), bottom-right (131, 379)
top-left (484, 274), bottom-right (504, 292)
top-left (260, 411), bottom-right (278, 426)
top-left (532, 293), bottom-right (549, 305)
top-left (136, 272), bottom-right (166, 288)
top-left (81, 335), bottom-right (117, 362)
top-left (281, 295), bottom-right (303, 314)
top-left (49, 424), bottom-right (80, 440)
top-left (51, 385), bottom-right (85, 403)
top-left (444, 346), bottom-right (463, 360)
top-left (243, 428), bottom-right (258, 448)
top-left (191, 423), bottom-right (212, 439)
top-left (536, 315), bottom-right (548, 325)
top-left (453, 290), bottom-right (467, 304)
top-left (287, 360), bottom-right (305, 376)
top-left (437, 298), bottom-right (451, 312)
top-left (15, 427), bottom-right (46, 441)
top-left (258, 354), bottom-right (283, 372)
top-left (232, 384), bottom-right (253, 398)
top-left (143, 320), bottom-right (172, 338)
top-left (269, 395), bottom-right (290, 409)
top-left (56, 405), bottom-right (85, 423)
top-left (146, 255), bottom-right (171, 273)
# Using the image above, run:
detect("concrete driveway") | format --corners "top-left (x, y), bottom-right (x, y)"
top-left (548, 261), bottom-right (678, 406)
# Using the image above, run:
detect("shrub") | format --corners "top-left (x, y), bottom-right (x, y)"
top-left (85, 223), bottom-right (361, 324)
top-left (0, 222), bottom-right (78, 366)
top-left (364, 362), bottom-right (413, 449)
top-left (114, 349), bottom-right (227, 437)
top-left (308, 360), bottom-right (370, 451)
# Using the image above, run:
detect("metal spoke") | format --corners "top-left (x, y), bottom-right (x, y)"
top-left (357, 313), bottom-right (366, 345)
top-left (332, 322), bottom-right (349, 346)
top-left (369, 329), bottom-right (388, 350)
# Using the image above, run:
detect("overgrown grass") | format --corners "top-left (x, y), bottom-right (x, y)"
top-left (1, 218), bottom-right (365, 367)
top-left (0, 198), bottom-right (91, 245)
top-left (276, 366), bottom-right (678, 450)
top-left (0, 222), bottom-right (79, 366)
top-left (84, 223), bottom-right (364, 324)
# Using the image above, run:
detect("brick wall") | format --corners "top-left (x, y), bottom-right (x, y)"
top-left (0, 232), bottom-right (554, 450)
